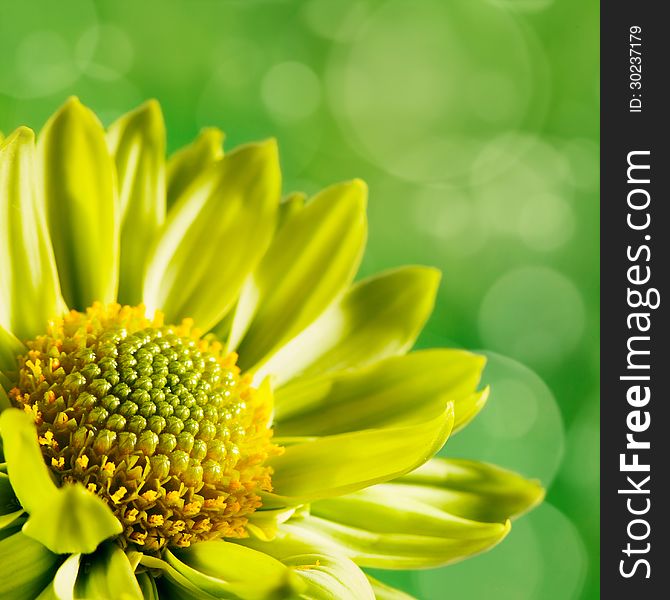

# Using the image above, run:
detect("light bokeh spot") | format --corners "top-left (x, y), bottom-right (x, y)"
top-left (529, 503), bottom-right (588, 599)
top-left (480, 378), bottom-right (540, 439)
top-left (412, 185), bottom-right (488, 257)
top-left (413, 186), bottom-right (472, 240)
top-left (559, 400), bottom-right (600, 492)
top-left (76, 24), bottom-right (134, 81)
top-left (15, 31), bottom-right (79, 96)
top-left (471, 133), bottom-right (571, 188)
top-left (478, 267), bottom-right (585, 369)
top-left (518, 192), bottom-right (575, 251)
top-left (561, 138), bottom-right (600, 191)
top-left (261, 61), bottom-right (321, 122)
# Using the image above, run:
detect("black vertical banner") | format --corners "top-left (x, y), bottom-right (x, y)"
top-left (601, 3), bottom-right (670, 597)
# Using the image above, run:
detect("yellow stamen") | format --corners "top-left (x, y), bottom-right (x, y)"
top-left (148, 514), bottom-right (164, 527)
top-left (39, 430), bottom-right (54, 446)
top-left (175, 533), bottom-right (193, 547)
top-left (130, 531), bottom-right (147, 545)
top-left (193, 518), bottom-right (212, 532)
top-left (111, 487), bottom-right (128, 503)
top-left (169, 520), bottom-right (186, 533)
top-left (125, 508), bottom-right (139, 522)
top-left (184, 501), bottom-right (202, 516)
top-left (204, 496), bottom-right (227, 509)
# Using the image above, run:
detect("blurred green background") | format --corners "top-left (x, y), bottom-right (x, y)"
top-left (0, 1), bottom-right (599, 598)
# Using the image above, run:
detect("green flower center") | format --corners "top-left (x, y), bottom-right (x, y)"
top-left (8, 303), bottom-right (276, 553)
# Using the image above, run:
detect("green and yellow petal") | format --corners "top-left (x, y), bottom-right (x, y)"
top-left (0, 531), bottom-right (61, 600)
top-left (231, 179), bottom-right (367, 370)
top-left (283, 553), bottom-right (375, 600)
top-left (73, 543), bottom-right (143, 599)
top-left (255, 267), bottom-right (440, 386)
top-left (267, 403), bottom-right (454, 504)
top-left (143, 140), bottom-right (280, 331)
top-left (0, 128), bottom-right (64, 341)
top-left (274, 349), bottom-right (487, 436)
top-left (144, 541), bottom-right (305, 599)
top-left (395, 457), bottom-right (545, 523)
top-left (107, 100), bottom-right (167, 305)
top-left (243, 498), bottom-right (510, 571)
top-left (166, 127), bottom-right (224, 210)
top-left (38, 97), bottom-right (119, 310)
top-left (35, 553), bottom-right (81, 600)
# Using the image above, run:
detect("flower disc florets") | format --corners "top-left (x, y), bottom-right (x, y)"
top-left (8, 304), bottom-right (277, 553)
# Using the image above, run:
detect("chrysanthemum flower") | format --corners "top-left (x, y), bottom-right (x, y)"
top-left (0, 98), bottom-right (543, 599)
